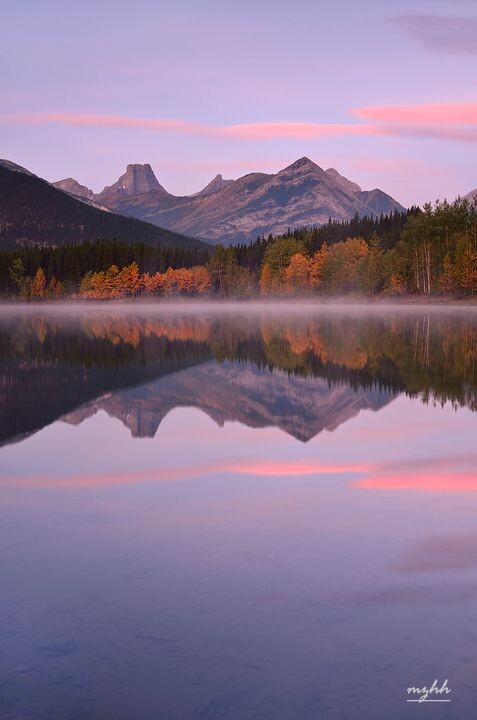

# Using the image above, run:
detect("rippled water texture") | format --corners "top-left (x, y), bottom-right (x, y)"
top-left (1, 303), bottom-right (476, 719)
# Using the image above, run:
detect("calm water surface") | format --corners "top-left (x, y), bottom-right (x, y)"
top-left (1, 303), bottom-right (477, 720)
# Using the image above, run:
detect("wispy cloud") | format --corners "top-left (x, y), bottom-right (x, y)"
top-left (396, 14), bottom-right (477, 55)
top-left (354, 103), bottom-right (477, 125)
top-left (354, 102), bottom-right (477, 142)
top-left (382, 126), bottom-right (477, 142)
top-left (0, 113), bottom-right (208, 134)
top-left (219, 122), bottom-right (378, 140)
top-left (0, 112), bottom-right (379, 140)
top-left (1, 104), bottom-right (476, 143)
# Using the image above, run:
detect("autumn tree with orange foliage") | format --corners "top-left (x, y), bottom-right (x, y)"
top-left (142, 271), bottom-right (164, 295)
top-left (309, 244), bottom-right (329, 290)
top-left (142, 266), bottom-right (211, 296)
top-left (79, 262), bottom-right (212, 299)
top-left (284, 253), bottom-right (311, 294)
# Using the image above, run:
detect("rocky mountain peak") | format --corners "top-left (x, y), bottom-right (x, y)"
top-left (96, 163), bottom-right (169, 201)
top-left (285, 156), bottom-right (322, 173)
top-left (194, 173), bottom-right (234, 197)
top-left (121, 163), bottom-right (161, 195)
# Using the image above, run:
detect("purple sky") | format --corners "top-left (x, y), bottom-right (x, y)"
top-left (1, 0), bottom-right (476, 205)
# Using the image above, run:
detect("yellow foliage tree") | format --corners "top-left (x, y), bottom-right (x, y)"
top-left (383, 273), bottom-right (406, 296)
top-left (439, 253), bottom-right (455, 294)
top-left (458, 248), bottom-right (477, 295)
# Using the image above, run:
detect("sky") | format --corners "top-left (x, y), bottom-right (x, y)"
top-left (1, 0), bottom-right (476, 206)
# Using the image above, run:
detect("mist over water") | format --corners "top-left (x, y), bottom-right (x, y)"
top-left (1, 303), bottom-right (476, 719)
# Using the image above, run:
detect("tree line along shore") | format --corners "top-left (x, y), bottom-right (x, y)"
top-left (1, 198), bottom-right (476, 300)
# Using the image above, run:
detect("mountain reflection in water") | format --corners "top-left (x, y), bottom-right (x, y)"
top-left (1, 304), bottom-right (476, 446)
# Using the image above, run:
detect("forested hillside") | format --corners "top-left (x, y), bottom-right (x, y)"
top-left (0, 165), bottom-right (208, 251)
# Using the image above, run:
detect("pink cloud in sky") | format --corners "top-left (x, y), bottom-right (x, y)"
top-left (382, 125), bottom-right (477, 143)
top-left (218, 122), bottom-right (379, 140)
top-left (0, 112), bottom-right (378, 140)
top-left (0, 112), bottom-right (206, 134)
top-left (353, 102), bottom-right (477, 125)
top-left (1, 105), bottom-right (476, 143)
top-left (352, 103), bottom-right (477, 143)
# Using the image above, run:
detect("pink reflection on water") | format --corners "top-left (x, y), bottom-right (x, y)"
top-left (0, 458), bottom-right (369, 490)
top-left (354, 472), bottom-right (477, 493)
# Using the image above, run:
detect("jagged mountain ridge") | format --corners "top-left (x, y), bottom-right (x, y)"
top-left (56, 157), bottom-right (406, 245)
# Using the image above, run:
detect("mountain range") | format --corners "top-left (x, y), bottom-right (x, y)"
top-left (0, 160), bottom-right (208, 251)
top-left (54, 157), bottom-right (406, 245)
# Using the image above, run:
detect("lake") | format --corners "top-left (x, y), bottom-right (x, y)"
top-left (1, 302), bottom-right (476, 719)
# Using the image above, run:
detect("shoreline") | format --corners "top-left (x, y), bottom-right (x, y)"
top-left (1, 296), bottom-right (477, 312)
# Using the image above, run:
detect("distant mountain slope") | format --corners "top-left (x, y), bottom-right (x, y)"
top-left (464, 188), bottom-right (477, 202)
top-left (0, 163), bottom-right (210, 251)
top-left (0, 158), bottom-right (36, 176)
top-left (58, 157), bottom-right (406, 245)
top-left (358, 188), bottom-right (405, 215)
top-left (53, 177), bottom-right (94, 200)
